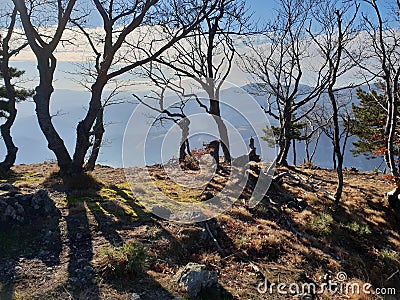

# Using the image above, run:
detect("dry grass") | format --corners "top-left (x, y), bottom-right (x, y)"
top-left (0, 162), bottom-right (399, 299)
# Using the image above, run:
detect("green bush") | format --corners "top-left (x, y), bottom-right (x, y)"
top-left (308, 213), bottom-right (334, 236)
top-left (380, 248), bottom-right (398, 262)
top-left (345, 221), bottom-right (371, 236)
top-left (98, 241), bottom-right (147, 277)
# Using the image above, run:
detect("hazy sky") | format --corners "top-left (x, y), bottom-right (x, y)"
top-left (0, 0), bottom-right (395, 169)
top-left (1, 0), bottom-right (282, 91)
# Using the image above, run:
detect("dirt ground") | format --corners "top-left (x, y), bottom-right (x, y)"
top-left (0, 162), bottom-right (399, 299)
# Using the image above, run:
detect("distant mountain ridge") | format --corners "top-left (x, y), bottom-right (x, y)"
top-left (5, 85), bottom-right (382, 171)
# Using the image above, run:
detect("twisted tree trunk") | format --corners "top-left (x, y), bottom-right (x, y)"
top-left (329, 89), bottom-right (344, 204)
top-left (277, 111), bottom-right (292, 167)
top-left (208, 92), bottom-right (231, 164)
top-left (178, 118), bottom-right (190, 163)
top-left (0, 49), bottom-right (17, 173)
top-left (71, 81), bottom-right (104, 174)
top-left (35, 56), bottom-right (72, 174)
top-left (85, 107), bottom-right (105, 171)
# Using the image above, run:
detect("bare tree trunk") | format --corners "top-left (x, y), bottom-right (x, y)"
top-left (384, 89), bottom-right (398, 176)
top-left (214, 116), bottom-right (231, 163)
top-left (305, 131), bottom-right (320, 165)
top-left (35, 58), bottom-right (72, 174)
top-left (369, 0), bottom-right (400, 177)
top-left (361, 0), bottom-right (400, 202)
top-left (209, 94), bottom-right (231, 163)
top-left (329, 90), bottom-right (344, 204)
top-left (332, 145), bottom-right (337, 169)
top-left (208, 139), bottom-right (220, 165)
top-left (178, 118), bottom-right (190, 162)
top-left (335, 152), bottom-right (344, 204)
top-left (0, 49), bottom-right (17, 173)
top-left (309, 131), bottom-right (321, 164)
top-left (179, 143), bottom-right (186, 163)
top-left (292, 139), bottom-right (296, 166)
top-left (85, 107), bottom-right (104, 171)
top-left (277, 113), bottom-right (291, 166)
top-left (71, 82), bottom-right (104, 174)
top-left (389, 80), bottom-right (399, 176)
top-left (12, 0), bottom-right (77, 175)
top-left (277, 137), bottom-right (290, 167)
top-left (186, 138), bottom-right (191, 156)
top-left (305, 138), bottom-right (310, 164)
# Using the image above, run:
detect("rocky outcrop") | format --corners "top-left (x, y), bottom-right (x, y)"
top-left (0, 184), bottom-right (58, 226)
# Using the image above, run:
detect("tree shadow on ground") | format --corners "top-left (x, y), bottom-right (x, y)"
top-left (0, 169), bottom-right (25, 183)
top-left (62, 179), bottom-right (178, 299)
top-left (65, 198), bottom-right (100, 299)
top-left (91, 184), bottom-right (233, 299)
top-left (40, 171), bottom-right (102, 299)
top-left (0, 190), bottom-right (62, 300)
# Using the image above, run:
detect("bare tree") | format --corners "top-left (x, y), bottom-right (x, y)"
top-left (84, 80), bottom-right (130, 171)
top-left (309, 0), bottom-right (361, 203)
top-left (132, 89), bottom-right (192, 164)
top-left (68, 0), bottom-right (221, 174)
top-left (302, 120), bottom-right (322, 166)
top-left (12, 0), bottom-right (77, 175)
top-left (133, 61), bottom-right (215, 164)
top-left (14, 0), bottom-right (219, 177)
top-left (0, 7), bottom-right (33, 173)
top-left (153, 0), bottom-right (251, 165)
top-left (307, 96), bottom-right (354, 167)
top-left (241, 0), bottom-right (327, 167)
top-left (0, 9), bottom-right (20, 172)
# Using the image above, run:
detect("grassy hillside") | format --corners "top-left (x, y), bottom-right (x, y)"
top-left (0, 162), bottom-right (399, 299)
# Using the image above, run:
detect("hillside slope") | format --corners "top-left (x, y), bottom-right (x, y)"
top-left (0, 162), bottom-right (399, 299)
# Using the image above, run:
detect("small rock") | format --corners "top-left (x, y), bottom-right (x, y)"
top-left (15, 202), bottom-right (24, 214)
top-left (75, 269), bottom-right (84, 277)
top-left (31, 189), bottom-right (55, 213)
top-left (4, 205), bottom-right (16, 219)
top-left (130, 292), bottom-right (141, 300)
top-left (174, 262), bottom-right (218, 297)
top-left (200, 228), bottom-right (209, 241)
top-left (39, 250), bottom-right (50, 257)
top-left (69, 277), bottom-right (79, 283)
top-left (83, 265), bottom-right (94, 273)
top-left (0, 183), bottom-right (18, 192)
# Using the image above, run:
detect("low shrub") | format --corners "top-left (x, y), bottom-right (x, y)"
top-left (98, 241), bottom-right (148, 277)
